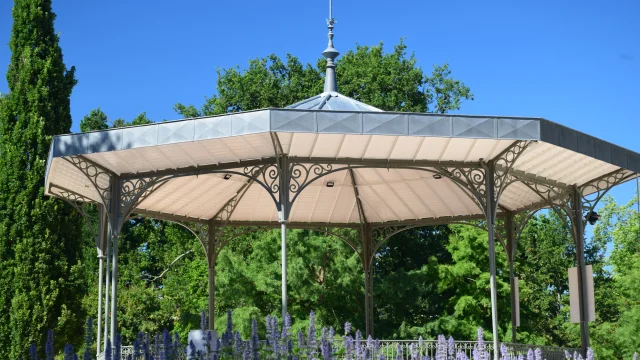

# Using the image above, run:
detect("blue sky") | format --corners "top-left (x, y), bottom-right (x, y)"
top-left (0, 0), bottom-right (638, 204)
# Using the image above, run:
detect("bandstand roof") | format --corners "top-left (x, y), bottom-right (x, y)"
top-left (45, 106), bottom-right (640, 227)
top-left (44, 9), bottom-right (640, 229)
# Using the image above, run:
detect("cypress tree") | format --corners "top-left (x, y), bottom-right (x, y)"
top-left (0, 1), bottom-right (86, 358)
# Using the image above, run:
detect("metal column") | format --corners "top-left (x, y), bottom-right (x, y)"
top-left (110, 227), bottom-right (119, 344)
top-left (362, 226), bottom-right (374, 338)
top-left (207, 219), bottom-right (216, 330)
top-left (102, 224), bottom-right (111, 352)
top-left (280, 214), bottom-right (288, 319)
top-left (485, 164), bottom-right (500, 360)
top-left (572, 186), bottom-right (590, 355)
top-left (108, 174), bottom-right (122, 344)
top-left (96, 206), bottom-right (107, 356)
top-left (505, 213), bottom-right (517, 343)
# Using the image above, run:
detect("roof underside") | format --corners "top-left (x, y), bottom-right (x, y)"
top-left (45, 108), bottom-right (640, 226)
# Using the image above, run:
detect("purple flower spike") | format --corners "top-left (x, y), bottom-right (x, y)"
top-left (534, 348), bottom-right (542, 360)
top-left (586, 348), bottom-right (594, 360)
top-left (344, 322), bottom-right (352, 335)
top-left (500, 343), bottom-right (511, 360)
top-left (526, 349), bottom-right (534, 360)
top-left (448, 336), bottom-right (455, 357)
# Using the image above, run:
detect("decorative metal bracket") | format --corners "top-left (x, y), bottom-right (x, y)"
top-left (51, 184), bottom-right (102, 247)
top-left (64, 156), bottom-right (113, 209)
top-left (519, 168), bottom-right (634, 241)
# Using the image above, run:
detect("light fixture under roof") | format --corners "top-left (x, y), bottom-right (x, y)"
top-left (433, 174), bottom-right (442, 180)
top-left (326, 181), bottom-right (335, 188)
top-left (223, 174), bottom-right (232, 180)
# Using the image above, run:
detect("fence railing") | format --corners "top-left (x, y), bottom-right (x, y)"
top-left (110, 339), bottom-right (578, 360)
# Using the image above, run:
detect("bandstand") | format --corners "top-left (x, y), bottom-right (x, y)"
top-left (44, 4), bottom-right (640, 359)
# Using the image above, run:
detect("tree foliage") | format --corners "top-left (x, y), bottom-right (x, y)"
top-left (175, 40), bottom-right (473, 116)
top-left (0, 0), bottom-right (84, 358)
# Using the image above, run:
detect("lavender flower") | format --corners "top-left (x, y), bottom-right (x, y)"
top-left (418, 336), bottom-right (423, 349)
top-left (436, 335), bottom-right (446, 360)
top-left (457, 351), bottom-right (470, 360)
top-left (517, 355), bottom-right (524, 360)
top-left (564, 350), bottom-right (572, 360)
top-left (234, 331), bottom-right (244, 356)
top-left (410, 343), bottom-right (417, 360)
top-left (251, 319), bottom-right (260, 360)
top-left (189, 341), bottom-right (196, 359)
top-left (270, 316), bottom-right (280, 358)
top-left (105, 339), bottom-right (112, 360)
top-left (634, 353), bottom-right (638, 360)
top-left (344, 322), bottom-right (352, 335)
top-left (200, 310), bottom-right (207, 331)
top-left (29, 344), bottom-right (37, 360)
top-left (473, 328), bottom-right (487, 360)
top-left (243, 341), bottom-right (250, 360)
top-left (82, 318), bottom-right (93, 360)
top-left (534, 348), bottom-right (542, 360)
top-left (45, 330), bottom-right (54, 360)
top-left (114, 334), bottom-right (122, 360)
top-left (162, 329), bottom-right (171, 360)
top-left (355, 330), bottom-right (363, 360)
top-left (526, 349), bottom-right (534, 360)
top-left (64, 343), bottom-right (75, 360)
top-left (586, 348), bottom-right (594, 360)
top-left (499, 344), bottom-right (510, 360)
top-left (448, 336), bottom-right (455, 357)
top-left (307, 311), bottom-right (317, 359)
top-left (344, 335), bottom-right (354, 360)
top-left (395, 343), bottom-right (403, 360)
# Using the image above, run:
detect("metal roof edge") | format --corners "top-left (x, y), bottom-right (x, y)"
top-left (539, 119), bottom-right (640, 173)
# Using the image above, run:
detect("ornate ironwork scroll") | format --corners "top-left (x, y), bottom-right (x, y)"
top-left (120, 176), bottom-right (172, 228)
top-left (579, 169), bottom-right (635, 223)
top-left (493, 141), bottom-right (532, 201)
top-left (64, 156), bottom-right (113, 208)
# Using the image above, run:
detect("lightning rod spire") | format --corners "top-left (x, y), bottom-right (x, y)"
top-left (323, 0), bottom-right (339, 93)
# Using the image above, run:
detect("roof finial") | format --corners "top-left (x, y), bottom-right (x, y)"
top-left (322, 0), bottom-right (339, 93)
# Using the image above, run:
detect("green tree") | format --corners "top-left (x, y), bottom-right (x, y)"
top-left (0, 1), bottom-right (84, 358)
top-left (79, 108), bottom-right (109, 132)
top-left (589, 196), bottom-right (640, 358)
top-left (431, 225), bottom-right (511, 340)
top-left (175, 40), bottom-right (473, 116)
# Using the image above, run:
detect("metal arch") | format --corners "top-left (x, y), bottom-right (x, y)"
top-left (446, 220), bottom-right (512, 255)
top-left (579, 169), bottom-right (636, 225)
top-left (368, 225), bottom-right (422, 264)
top-left (519, 180), bottom-right (573, 231)
top-left (284, 162), bottom-right (493, 218)
top-left (127, 214), bottom-right (209, 260)
top-left (307, 227), bottom-right (363, 263)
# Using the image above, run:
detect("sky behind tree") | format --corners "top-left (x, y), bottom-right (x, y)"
top-left (0, 0), bottom-right (638, 200)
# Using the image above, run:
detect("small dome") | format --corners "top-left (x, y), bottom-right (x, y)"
top-left (286, 92), bottom-right (382, 112)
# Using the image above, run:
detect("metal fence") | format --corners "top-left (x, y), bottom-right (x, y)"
top-left (111, 339), bottom-right (578, 360)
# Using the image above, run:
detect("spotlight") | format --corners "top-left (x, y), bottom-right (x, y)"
top-left (326, 181), bottom-right (335, 188)
top-left (587, 211), bottom-right (600, 225)
top-left (433, 174), bottom-right (442, 180)
top-left (223, 174), bottom-right (232, 180)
